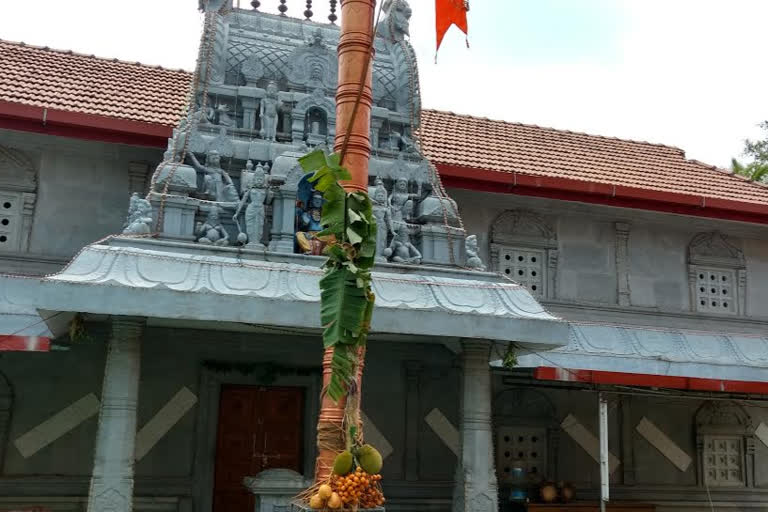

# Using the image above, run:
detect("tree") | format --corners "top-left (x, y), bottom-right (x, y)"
top-left (732, 121), bottom-right (768, 183)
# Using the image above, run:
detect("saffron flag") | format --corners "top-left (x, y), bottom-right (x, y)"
top-left (436, 0), bottom-right (469, 53)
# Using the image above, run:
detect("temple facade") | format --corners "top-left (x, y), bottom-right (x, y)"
top-left (1, 2), bottom-right (768, 512)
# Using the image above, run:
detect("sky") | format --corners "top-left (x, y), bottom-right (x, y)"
top-left (1, 0), bottom-right (766, 169)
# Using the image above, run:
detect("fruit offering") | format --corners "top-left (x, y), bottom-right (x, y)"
top-left (330, 467), bottom-right (385, 508)
top-left (309, 484), bottom-right (342, 510)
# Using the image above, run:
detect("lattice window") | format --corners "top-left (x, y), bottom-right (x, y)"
top-left (703, 436), bottom-right (744, 486)
top-left (496, 426), bottom-right (547, 485)
top-left (0, 191), bottom-right (21, 252)
top-left (499, 247), bottom-right (545, 297)
top-left (693, 267), bottom-right (736, 314)
top-left (687, 232), bottom-right (746, 316)
top-left (491, 210), bottom-right (558, 299)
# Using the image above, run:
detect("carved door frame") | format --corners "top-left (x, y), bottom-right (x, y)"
top-left (193, 366), bottom-right (320, 512)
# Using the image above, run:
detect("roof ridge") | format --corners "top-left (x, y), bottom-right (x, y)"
top-left (423, 108), bottom-right (688, 157)
top-left (0, 38), bottom-right (193, 74)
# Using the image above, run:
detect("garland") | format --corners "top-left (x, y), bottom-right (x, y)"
top-left (299, 149), bottom-right (377, 403)
top-left (202, 360), bottom-right (313, 384)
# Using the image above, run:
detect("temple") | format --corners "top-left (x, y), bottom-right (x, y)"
top-left (1, 2), bottom-right (768, 512)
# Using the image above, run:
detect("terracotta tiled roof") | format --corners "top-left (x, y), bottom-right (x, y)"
top-left (419, 109), bottom-right (768, 207)
top-left (0, 39), bottom-right (192, 126)
top-left (2, 39), bottom-right (767, 211)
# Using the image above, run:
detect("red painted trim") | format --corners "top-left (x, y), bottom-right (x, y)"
top-left (0, 100), bottom-right (171, 148)
top-left (0, 336), bottom-right (51, 352)
top-left (534, 367), bottom-right (768, 394)
top-left (438, 164), bottom-right (768, 224)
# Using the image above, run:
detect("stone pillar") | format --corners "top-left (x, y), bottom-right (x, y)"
top-left (87, 317), bottom-right (144, 512)
top-left (453, 341), bottom-right (498, 512)
top-left (614, 222), bottom-right (631, 306)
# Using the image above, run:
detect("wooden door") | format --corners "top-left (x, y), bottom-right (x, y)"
top-left (213, 385), bottom-right (304, 512)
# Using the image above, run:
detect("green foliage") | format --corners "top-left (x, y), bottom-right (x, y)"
top-left (733, 121), bottom-right (768, 184)
top-left (299, 148), bottom-right (377, 403)
top-left (502, 343), bottom-right (518, 369)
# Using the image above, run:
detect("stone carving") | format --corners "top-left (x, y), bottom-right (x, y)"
top-left (465, 235), bottom-right (486, 271)
top-left (376, 0), bottom-right (422, 121)
top-left (260, 81), bottom-right (282, 141)
top-left (0, 145), bottom-right (36, 191)
top-left (380, 0), bottom-right (412, 41)
top-left (240, 160), bottom-right (256, 194)
top-left (389, 177), bottom-right (419, 224)
top-left (198, 0), bottom-right (229, 12)
top-left (215, 103), bottom-right (234, 127)
top-left (233, 165), bottom-right (284, 248)
top-left (292, 88), bottom-right (336, 144)
top-left (188, 151), bottom-right (239, 202)
top-left (122, 193), bottom-right (153, 236)
top-left (689, 231), bottom-right (745, 265)
top-left (196, 206), bottom-right (229, 246)
top-left (385, 223), bottom-right (421, 264)
top-left (208, 126), bottom-right (236, 158)
top-left (696, 401), bottom-right (752, 430)
top-left (371, 178), bottom-right (395, 262)
top-left (491, 210), bottom-right (556, 243)
top-left (286, 28), bottom-right (338, 91)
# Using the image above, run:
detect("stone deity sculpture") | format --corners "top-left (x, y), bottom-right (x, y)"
top-left (260, 81), bottom-right (281, 142)
top-left (465, 235), bottom-right (486, 271)
top-left (122, 193), bottom-right (153, 236)
top-left (196, 206), bottom-right (229, 246)
top-left (384, 223), bottom-right (421, 264)
top-left (389, 177), bottom-right (418, 224)
top-left (240, 160), bottom-right (256, 194)
top-left (371, 178), bottom-right (394, 262)
top-left (188, 151), bottom-right (239, 203)
top-left (233, 166), bottom-right (283, 248)
top-left (216, 103), bottom-right (234, 127)
top-left (295, 191), bottom-right (326, 255)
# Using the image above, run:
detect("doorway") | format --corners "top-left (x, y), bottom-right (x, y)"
top-left (212, 385), bottom-right (305, 512)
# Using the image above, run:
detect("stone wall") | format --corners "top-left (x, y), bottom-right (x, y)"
top-left (0, 325), bottom-right (458, 511)
top-left (450, 187), bottom-right (768, 324)
top-left (0, 129), bottom-right (163, 275)
top-left (493, 374), bottom-right (768, 511)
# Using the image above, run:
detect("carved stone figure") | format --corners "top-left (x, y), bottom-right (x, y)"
top-left (389, 176), bottom-right (418, 224)
top-left (371, 178), bottom-right (395, 262)
top-left (240, 160), bottom-right (256, 194)
top-left (465, 235), bottom-right (486, 271)
top-left (216, 103), bottom-right (234, 127)
top-left (122, 193), bottom-right (153, 236)
top-left (188, 151), bottom-right (239, 202)
top-left (295, 191), bottom-right (326, 255)
top-left (198, 0), bottom-right (229, 12)
top-left (233, 166), bottom-right (281, 248)
top-left (196, 206), bottom-right (229, 246)
top-left (260, 81), bottom-right (281, 142)
top-left (380, 0), bottom-right (412, 41)
top-left (384, 223), bottom-right (421, 264)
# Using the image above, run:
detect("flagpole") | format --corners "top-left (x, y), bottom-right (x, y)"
top-left (314, 0), bottom-right (375, 484)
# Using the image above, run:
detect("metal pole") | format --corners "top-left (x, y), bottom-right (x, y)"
top-left (599, 392), bottom-right (609, 512)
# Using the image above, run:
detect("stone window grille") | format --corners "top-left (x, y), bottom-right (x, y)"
top-left (0, 146), bottom-right (37, 254)
top-left (493, 388), bottom-right (559, 486)
top-left (687, 232), bottom-right (746, 316)
top-left (695, 401), bottom-right (756, 488)
top-left (490, 210), bottom-right (558, 299)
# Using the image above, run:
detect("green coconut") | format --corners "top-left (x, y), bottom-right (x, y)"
top-left (332, 450), bottom-right (354, 475)
top-left (357, 444), bottom-right (383, 475)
